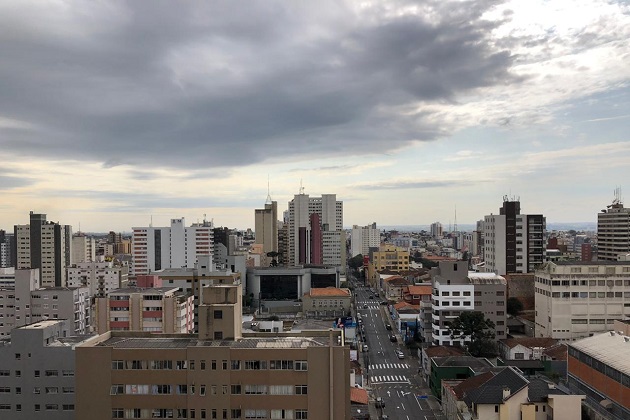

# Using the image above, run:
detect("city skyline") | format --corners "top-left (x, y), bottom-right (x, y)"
top-left (1, 1), bottom-right (629, 231)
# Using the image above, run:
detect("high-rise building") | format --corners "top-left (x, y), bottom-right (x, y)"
top-left (14, 212), bottom-right (72, 287)
top-left (72, 233), bottom-right (96, 263)
top-left (351, 223), bottom-right (380, 257)
top-left (287, 193), bottom-right (344, 269)
top-left (597, 194), bottom-right (630, 261)
top-left (483, 198), bottom-right (545, 275)
top-left (430, 222), bottom-right (443, 239)
top-left (66, 261), bottom-right (128, 297)
top-left (131, 218), bottom-right (214, 276)
top-left (430, 260), bottom-right (507, 346)
top-left (254, 201), bottom-right (278, 266)
top-left (0, 229), bottom-right (14, 268)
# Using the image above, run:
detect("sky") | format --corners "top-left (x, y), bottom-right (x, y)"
top-left (1, 0), bottom-right (629, 232)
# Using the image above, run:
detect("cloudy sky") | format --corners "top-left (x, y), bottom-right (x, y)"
top-left (1, 0), bottom-right (629, 232)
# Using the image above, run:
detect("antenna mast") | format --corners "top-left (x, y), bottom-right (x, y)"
top-left (266, 176), bottom-right (272, 204)
top-left (299, 179), bottom-right (305, 195)
top-left (454, 204), bottom-right (457, 232)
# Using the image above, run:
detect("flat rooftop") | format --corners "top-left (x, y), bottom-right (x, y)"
top-left (95, 336), bottom-right (333, 349)
top-left (570, 331), bottom-right (630, 376)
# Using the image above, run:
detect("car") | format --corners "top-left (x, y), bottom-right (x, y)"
top-left (363, 304), bottom-right (368, 309)
top-left (375, 397), bottom-right (385, 408)
top-left (362, 344), bottom-right (369, 352)
top-left (380, 300), bottom-right (388, 305)
top-left (385, 324), bottom-right (392, 330)
top-left (389, 335), bottom-right (397, 342)
top-left (369, 295), bottom-right (374, 299)
top-left (395, 350), bottom-right (404, 359)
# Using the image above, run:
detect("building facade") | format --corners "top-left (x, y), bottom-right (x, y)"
top-left (597, 196), bottom-right (630, 261)
top-left (351, 223), bottom-right (380, 257)
top-left (431, 261), bottom-right (507, 346)
top-left (254, 201), bottom-right (278, 267)
top-left (131, 218), bottom-right (214, 276)
top-left (0, 320), bottom-right (93, 419)
top-left (0, 230), bottom-right (14, 268)
top-left (484, 198), bottom-right (546, 276)
top-left (71, 233), bottom-right (95, 264)
top-left (534, 261), bottom-right (630, 340)
top-left (14, 212), bottom-right (72, 287)
top-left (66, 261), bottom-right (129, 297)
top-left (287, 193), bottom-right (344, 269)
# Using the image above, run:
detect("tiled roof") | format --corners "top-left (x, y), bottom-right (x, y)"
top-left (350, 387), bottom-right (369, 405)
top-left (307, 287), bottom-right (350, 297)
top-left (406, 285), bottom-right (432, 295)
top-left (393, 301), bottom-right (419, 312)
top-left (424, 346), bottom-right (466, 358)
top-left (463, 367), bottom-right (528, 406)
top-left (543, 343), bottom-right (567, 361)
top-left (500, 337), bottom-right (558, 349)
top-left (452, 371), bottom-right (494, 399)
top-left (527, 378), bottom-right (566, 402)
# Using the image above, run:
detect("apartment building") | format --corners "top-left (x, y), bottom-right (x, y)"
top-left (367, 245), bottom-right (410, 287)
top-left (71, 233), bottom-right (95, 264)
top-left (0, 229), bottom-right (14, 268)
top-left (254, 201), bottom-right (278, 267)
top-left (66, 260), bottom-right (129, 297)
top-left (567, 325), bottom-right (630, 419)
top-left (287, 193), bottom-right (345, 269)
top-left (430, 222), bottom-right (443, 239)
top-left (94, 285), bottom-right (194, 334)
top-left (351, 223), bottom-right (380, 257)
top-left (0, 319), bottom-right (93, 419)
top-left (597, 195), bottom-right (630, 261)
top-left (484, 198), bottom-right (546, 275)
top-left (76, 282), bottom-right (350, 420)
top-left (14, 212), bottom-right (72, 287)
top-left (131, 217), bottom-right (214, 276)
top-left (534, 261), bottom-right (630, 340)
top-left (30, 287), bottom-right (90, 335)
top-left (431, 261), bottom-right (507, 346)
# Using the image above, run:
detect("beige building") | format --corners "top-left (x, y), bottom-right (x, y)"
top-left (254, 201), bottom-right (278, 267)
top-left (367, 246), bottom-right (410, 286)
top-left (302, 287), bottom-right (351, 316)
top-left (534, 261), bottom-right (630, 340)
top-left (76, 283), bottom-right (350, 419)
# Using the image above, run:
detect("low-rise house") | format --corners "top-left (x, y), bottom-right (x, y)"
top-left (498, 337), bottom-right (559, 361)
top-left (383, 276), bottom-right (410, 300)
top-left (391, 301), bottom-right (420, 342)
top-left (429, 356), bottom-right (494, 399)
top-left (420, 346), bottom-right (466, 383)
top-left (302, 287), bottom-right (351, 317)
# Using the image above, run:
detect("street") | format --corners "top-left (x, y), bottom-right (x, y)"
top-left (354, 282), bottom-right (444, 420)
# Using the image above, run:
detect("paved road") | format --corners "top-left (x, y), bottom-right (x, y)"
top-left (354, 284), bottom-right (444, 420)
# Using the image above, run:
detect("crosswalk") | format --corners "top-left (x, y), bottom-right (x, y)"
top-left (357, 301), bottom-right (380, 309)
top-left (369, 363), bottom-right (409, 370)
top-left (370, 374), bottom-right (409, 384)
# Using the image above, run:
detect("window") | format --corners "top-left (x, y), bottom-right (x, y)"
top-left (295, 361), bottom-right (308, 371)
top-left (222, 360), bottom-right (228, 370)
top-left (296, 385), bottom-right (308, 395)
top-left (200, 385), bottom-right (206, 396)
top-left (214, 331), bottom-right (223, 340)
top-left (270, 385), bottom-right (293, 395)
top-left (295, 410), bottom-right (308, 419)
top-left (46, 404), bottom-right (59, 410)
top-left (45, 370), bottom-right (58, 377)
top-left (111, 361), bottom-right (124, 370)
top-left (244, 385), bottom-right (268, 395)
top-left (231, 409), bottom-right (242, 419)
top-left (112, 409), bottom-right (124, 419)
top-left (231, 384), bottom-right (242, 395)
top-left (515, 353), bottom-right (524, 360)
top-left (231, 360), bottom-right (241, 370)
top-left (213, 310), bottom-right (223, 319)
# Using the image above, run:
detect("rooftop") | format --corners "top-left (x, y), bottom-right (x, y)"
top-left (406, 285), bottom-right (432, 295)
top-left (500, 337), bottom-right (558, 349)
top-left (350, 387), bottom-right (369, 405)
top-left (306, 287), bottom-right (350, 297)
top-left (110, 286), bottom-right (182, 295)
top-left (424, 345), bottom-right (466, 358)
top-left (569, 331), bottom-right (630, 375)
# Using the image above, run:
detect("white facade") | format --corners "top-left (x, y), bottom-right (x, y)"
top-left (351, 223), bottom-right (380, 257)
top-left (535, 261), bottom-right (630, 341)
top-left (131, 218), bottom-right (214, 276)
top-left (66, 261), bottom-right (129, 297)
top-left (287, 193), bottom-right (344, 268)
top-left (431, 283), bottom-right (475, 346)
top-left (430, 222), bottom-right (443, 238)
top-left (72, 234), bottom-right (96, 263)
top-left (484, 213), bottom-right (507, 275)
top-left (597, 200), bottom-right (630, 261)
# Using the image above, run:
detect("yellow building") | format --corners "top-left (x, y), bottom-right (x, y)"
top-left (367, 245), bottom-right (410, 287)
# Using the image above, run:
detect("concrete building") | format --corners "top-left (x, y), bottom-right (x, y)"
top-left (367, 245), bottom-right (410, 287)
top-left (0, 319), bottom-right (94, 419)
top-left (351, 223), bottom-right (380, 257)
top-left (131, 217), bottom-right (214, 276)
top-left (534, 261), bottom-right (630, 341)
top-left (0, 269), bottom-right (40, 336)
top-left (567, 325), bottom-right (630, 419)
top-left (94, 283), bottom-right (194, 334)
top-left (597, 195), bottom-right (630, 261)
top-left (0, 229), bottom-right (14, 268)
top-left (14, 212), bottom-right (72, 287)
top-left (31, 287), bottom-right (91, 335)
top-left (254, 201), bottom-right (278, 267)
top-left (66, 261), bottom-right (129, 297)
top-left (430, 222), bottom-right (443, 239)
top-left (302, 287), bottom-right (351, 317)
top-left (76, 282), bottom-right (350, 420)
top-left (287, 193), bottom-right (345, 270)
top-left (71, 233), bottom-right (95, 264)
top-left (497, 337), bottom-right (559, 361)
top-left (431, 261), bottom-right (507, 346)
top-left (484, 198), bottom-right (546, 276)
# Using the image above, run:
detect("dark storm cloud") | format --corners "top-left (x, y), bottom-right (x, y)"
top-left (0, 0), bottom-right (517, 169)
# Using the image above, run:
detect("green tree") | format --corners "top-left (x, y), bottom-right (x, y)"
top-left (449, 311), bottom-right (497, 357)
top-left (348, 254), bottom-right (364, 270)
top-left (506, 297), bottom-right (524, 316)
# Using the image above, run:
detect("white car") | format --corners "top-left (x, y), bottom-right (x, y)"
top-left (395, 350), bottom-right (404, 359)
top-left (363, 344), bottom-right (369, 352)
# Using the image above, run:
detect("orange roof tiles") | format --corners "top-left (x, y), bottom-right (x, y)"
top-left (406, 285), bottom-right (432, 295)
top-left (307, 287), bottom-right (350, 297)
top-left (350, 387), bottom-right (369, 405)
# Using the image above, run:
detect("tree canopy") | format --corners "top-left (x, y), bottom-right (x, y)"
top-left (506, 297), bottom-right (524, 317)
top-left (348, 254), bottom-right (364, 270)
top-left (449, 311), bottom-right (497, 357)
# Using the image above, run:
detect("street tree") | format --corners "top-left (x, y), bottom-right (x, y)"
top-left (449, 311), bottom-right (497, 357)
top-left (507, 297), bottom-right (524, 317)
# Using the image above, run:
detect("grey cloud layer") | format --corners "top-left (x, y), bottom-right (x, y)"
top-left (0, 0), bottom-right (516, 169)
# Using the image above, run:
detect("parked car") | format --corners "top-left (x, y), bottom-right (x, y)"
top-left (395, 350), bottom-right (404, 359)
top-left (380, 301), bottom-right (388, 305)
top-left (363, 304), bottom-right (368, 309)
top-left (385, 324), bottom-right (392, 330)
top-left (363, 344), bottom-right (369, 352)
top-left (369, 295), bottom-right (374, 299)
top-left (375, 397), bottom-right (385, 408)
top-left (389, 335), bottom-right (397, 342)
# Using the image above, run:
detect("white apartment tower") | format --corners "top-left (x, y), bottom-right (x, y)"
top-left (72, 233), bottom-right (96, 263)
top-left (287, 193), bottom-right (344, 269)
top-left (351, 223), bottom-right (380, 257)
top-left (597, 191), bottom-right (630, 261)
top-left (484, 198), bottom-right (545, 276)
top-left (14, 212), bottom-right (72, 287)
top-left (131, 218), bottom-right (214, 276)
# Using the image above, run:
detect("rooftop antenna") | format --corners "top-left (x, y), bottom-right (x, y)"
top-left (299, 179), bottom-right (305, 195)
top-left (150, 215), bottom-right (153, 228)
top-left (613, 187), bottom-right (623, 205)
top-left (265, 176), bottom-right (272, 204)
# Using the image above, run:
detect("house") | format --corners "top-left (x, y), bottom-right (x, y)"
top-left (383, 276), bottom-right (410, 300)
top-left (498, 337), bottom-right (559, 361)
top-left (391, 301), bottom-right (420, 342)
top-left (302, 287), bottom-right (351, 317)
top-left (420, 346), bottom-right (466, 383)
